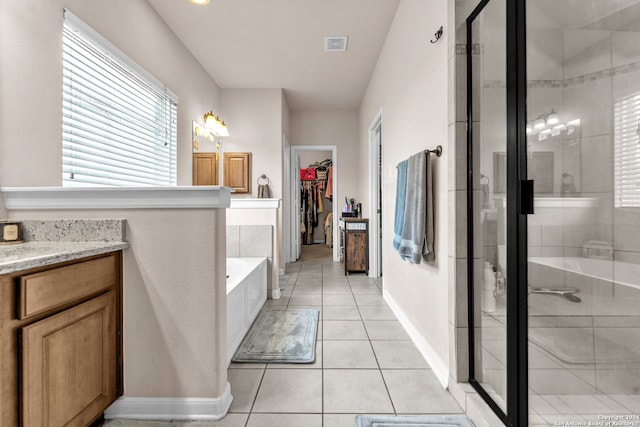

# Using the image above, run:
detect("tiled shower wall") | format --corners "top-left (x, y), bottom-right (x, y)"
top-left (227, 225), bottom-right (274, 288)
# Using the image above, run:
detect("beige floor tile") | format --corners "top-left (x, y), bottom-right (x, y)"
top-left (291, 286), bottom-right (322, 295)
top-left (354, 294), bottom-right (387, 306)
top-left (227, 368), bottom-right (265, 413)
top-left (252, 369), bottom-right (322, 413)
top-left (382, 369), bottom-right (463, 414)
top-left (323, 320), bottom-right (368, 340)
top-left (246, 413), bottom-right (322, 427)
top-left (289, 295), bottom-right (323, 306)
top-left (323, 294), bottom-right (356, 306)
top-left (323, 369), bottom-right (394, 413)
top-left (210, 413), bottom-right (250, 427)
top-left (364, 320), bottom-right (410, 340)
top-left (323, 305), bottom-right (361, 320)
top-left (323, 414), bottom-right (360, 427)
top-left (350, 285), bottom-right (382, 295)
top-left (358, 305), bottom-right (397, 320)
top-left (323, 340), bottom-right (378, 368)
top-left (323, 284), bottom-right (353, 294)
top-left (371, 341), bottom-right (429, 369)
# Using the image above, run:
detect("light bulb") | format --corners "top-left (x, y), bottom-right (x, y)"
top-left (534, 117), bottom-right (546, 130)
top-left (546, 110), bottom-right (559, 126)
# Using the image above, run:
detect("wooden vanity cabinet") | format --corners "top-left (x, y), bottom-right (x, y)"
top-left (193, 152), bottom-right (219, 186)
top-left (0, 252), bottom-right (122, 427)
top-left (223, 152), bottom-right (252, 194)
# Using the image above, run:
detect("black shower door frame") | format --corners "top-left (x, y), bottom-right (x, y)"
top-left (466, 0), bottom-right (530, 426)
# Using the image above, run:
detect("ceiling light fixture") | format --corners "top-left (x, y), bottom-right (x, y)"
top-left (188, 0), bottom-right (210, 5)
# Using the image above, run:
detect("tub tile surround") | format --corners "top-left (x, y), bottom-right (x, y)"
top-left (227, 225), bottom-right (275, 298)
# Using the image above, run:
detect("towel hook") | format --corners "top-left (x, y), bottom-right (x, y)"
top-left (430, 26), bottom-right (443, 44)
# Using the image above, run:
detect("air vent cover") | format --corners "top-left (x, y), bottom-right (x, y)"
top-left (325, 36), bottom-right (348, 52)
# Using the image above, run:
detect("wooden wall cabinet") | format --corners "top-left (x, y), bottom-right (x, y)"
top-left (341, 218), bottom-right (369, 275)
top-left (193, 152), bottom-right (219, 186)
top-left (1, 253), bottom-right (122, 427)
top-left (224, 152), bottom-right (251, 194)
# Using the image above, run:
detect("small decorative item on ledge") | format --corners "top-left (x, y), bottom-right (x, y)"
top-left (257, 174), bottom-right (272, 198)
top-left (0, 220), bottom-right (23, 245)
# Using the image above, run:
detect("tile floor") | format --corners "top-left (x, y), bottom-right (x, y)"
top-left (221, 259), bottom-right (463, 427)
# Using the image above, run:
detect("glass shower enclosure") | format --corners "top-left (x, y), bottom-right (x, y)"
top-left (468, 0), bottom-right (640, 425)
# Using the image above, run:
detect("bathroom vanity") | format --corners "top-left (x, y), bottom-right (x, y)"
top-left (0, 241), bottom-right (127, 426)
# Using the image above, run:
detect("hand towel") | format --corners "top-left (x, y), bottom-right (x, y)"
top-left (393, 160), bottom-right (409, 251)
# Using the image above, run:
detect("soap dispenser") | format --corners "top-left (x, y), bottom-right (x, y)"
top-left (483, 262), bottom-right (496, 313)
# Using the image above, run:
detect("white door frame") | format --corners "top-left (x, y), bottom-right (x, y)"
top-left (290, 145), bottom-right (339, 262)
top-left (283, 134), bottom-right (292, 263)
top-left (368, 110), bottom-right (383, 278)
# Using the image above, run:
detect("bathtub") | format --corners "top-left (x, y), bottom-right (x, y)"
top-left (525, 256), bottom-right (640, 393)
top-left (226, 257), bottom-right (267, 365)
top-left (529, 256), bottom-right (640, 291)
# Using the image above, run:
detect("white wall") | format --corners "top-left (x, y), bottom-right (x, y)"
top-left (0, 0), bottom-right (221, 190)
top-left (290, 110), bottom-right (360, 209)
top-left (220, 89), bottom-right (284, 199)
top-left (359, 0), bottom-right (450, 376)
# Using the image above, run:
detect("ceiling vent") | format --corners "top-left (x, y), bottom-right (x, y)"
top-left (325, 36), bottom-right (348, 52)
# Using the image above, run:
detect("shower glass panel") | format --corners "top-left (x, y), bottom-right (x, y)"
top-left (526, 1), bottom-right (640, 424)
top-left (469, 0), bottom-right (507, 413)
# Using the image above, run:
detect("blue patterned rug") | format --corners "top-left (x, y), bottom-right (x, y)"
top-left (232, 309), bottom-right (318, 363)
top-left (355, 415), bottom-right (475, 427)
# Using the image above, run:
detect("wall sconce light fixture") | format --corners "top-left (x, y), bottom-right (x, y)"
top-left (527, 109), bottom-right (580, 142)
top-left (202, 111), bottom-right (229, 150)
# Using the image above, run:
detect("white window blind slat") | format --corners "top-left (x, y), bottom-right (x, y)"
top-left (62, 9), bottom-right (177, 187)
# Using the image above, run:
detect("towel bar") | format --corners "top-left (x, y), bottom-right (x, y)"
top-left (425, 145), bottom-right (443, 157)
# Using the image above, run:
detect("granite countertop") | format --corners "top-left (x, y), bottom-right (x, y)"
top-left (0, 219), bottom-right (129, 275)
top-left (0, 241), bottom-right (130, 275)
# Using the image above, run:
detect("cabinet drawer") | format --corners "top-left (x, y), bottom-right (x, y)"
top-left (18, 254), bottom-right (117, 320)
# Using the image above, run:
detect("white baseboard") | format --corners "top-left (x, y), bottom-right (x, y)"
top-left (383, 290), bottom-right (450, 389)
top-left (104, 382), bottom-right (232, 421)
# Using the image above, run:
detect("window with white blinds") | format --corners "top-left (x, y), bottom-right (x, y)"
top-left (615, 91), bottom-right (640, 207)
top-left (62, 10), bottom-right (178, 187)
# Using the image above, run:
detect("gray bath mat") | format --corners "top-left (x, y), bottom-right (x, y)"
top-left (355, 415), bottom-right (475, 427)
top-left (232, 309), bottom-right (319, 363)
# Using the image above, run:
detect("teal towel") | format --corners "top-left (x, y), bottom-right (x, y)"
top-left (393, 160), bottom-right (408, 251)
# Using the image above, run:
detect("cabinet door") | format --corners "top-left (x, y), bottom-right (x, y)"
top-left (346, 232), bottom-right (367, 271)
top-left (22, 292), bottom-right (116, 427)
top-left (224, 152), bottom-right (251, 193)
top-left (193, 153), bottom-right (219, 185)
